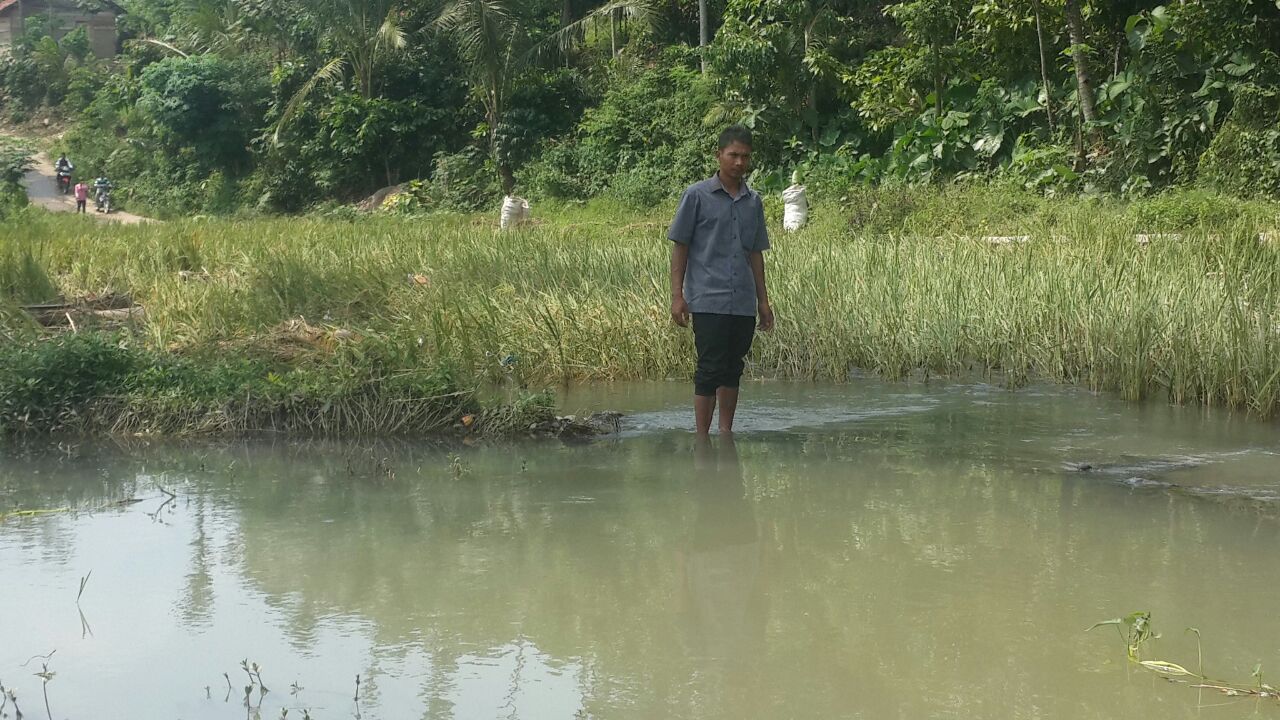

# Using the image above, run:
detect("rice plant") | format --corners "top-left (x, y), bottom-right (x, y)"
top-left (1, 186), bottom-right (1277, 424)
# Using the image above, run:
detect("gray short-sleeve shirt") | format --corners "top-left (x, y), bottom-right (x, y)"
top-left (668, 174), bottom-right (770, 317)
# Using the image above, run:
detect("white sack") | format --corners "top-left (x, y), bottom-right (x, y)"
top-left (500, 195), bottom-right (530, 229)
top-left (782, 184), bottom-right (808, 232)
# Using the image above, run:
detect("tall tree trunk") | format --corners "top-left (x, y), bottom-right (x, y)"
top-left (562, 0), bottom-right (574, 65)
top-left (498, 163), bottom-right (516, 196)
top-left (1064, 0), bottom-right (1101, 150)
top-left (611, 8), bottom-right (618, 57)
top-left (698, 0), bottom-right (709, 74)
top-left (804, 19), bottom-right (817, 140)
top-left (1032, 0), bottom-right (1055, 133)
top-left (486, 95), bottom-right (514, 196)
top-left (932, 41), bottom-right (944, 116)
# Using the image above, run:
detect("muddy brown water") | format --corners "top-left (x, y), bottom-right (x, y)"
top-left (2, 381), bottom-right (1279, 719)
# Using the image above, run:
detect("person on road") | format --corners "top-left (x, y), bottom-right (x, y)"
top-left (55, 154), bottom-right (74, 194)
top-left (93, 176), bottom-right (113, 211)
top-left (667, 125), bottom-right (775, 436)
top-left (74, 181), bottom-right (88, 213)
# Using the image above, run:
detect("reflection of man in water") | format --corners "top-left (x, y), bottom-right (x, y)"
top-left (678, 436), bottom-right (766, 669)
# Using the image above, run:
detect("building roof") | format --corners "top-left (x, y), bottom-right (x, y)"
top-left (0, 0), bottom-right (18, 15)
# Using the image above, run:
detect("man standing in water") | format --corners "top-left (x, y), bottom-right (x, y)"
top-left (668, 125), bottom-right (775, 435)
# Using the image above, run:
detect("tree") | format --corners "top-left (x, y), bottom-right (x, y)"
top-left (884, 0), bottom-right (967, 117)
top-left (699, 0), bottom-right (709, 72)
top-left (544, 0), bottom-right (663, 59)
top-left (139, 55), bottom-right (267, 173)
top-left (440, 0), bottom-right (660, 194)
top-left (273, 0), bottom-right (408, 141)
top-left (1064, 0), bottom-right (1101, 150)
top-left (1032, 0), bottom-right (1056, 132)
top-left (969, 0), bottom-right (1060, 132)
top-left (435, 0), bottom-right (522, 193)
top-left (709, 0), bottom-right (871, 144)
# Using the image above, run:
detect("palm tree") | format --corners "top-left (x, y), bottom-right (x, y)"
top-left (435, 0), bottom-right (520, 193)
top-left (273, 0), bottom-right (407, 142)
top-left (437, 0), bottom-right (660, 194)
top-left (542, 0), bottom-right (661, 58)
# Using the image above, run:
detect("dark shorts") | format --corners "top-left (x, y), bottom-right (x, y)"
top-left (692, 313), bottom-right (756, 397)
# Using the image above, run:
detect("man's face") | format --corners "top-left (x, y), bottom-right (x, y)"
top-left (717, 141), bottom-right (752, 183)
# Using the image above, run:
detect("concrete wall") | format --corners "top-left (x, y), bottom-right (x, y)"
top-left (0, 1), bottom-right (118, 58)
top-left (0, 12), bottom-right (19, 56)
top-left (86, 12), bottom-right (116, 58)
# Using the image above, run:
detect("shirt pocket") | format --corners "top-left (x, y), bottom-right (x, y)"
top-left (695, 203), bottom-right (721, 233)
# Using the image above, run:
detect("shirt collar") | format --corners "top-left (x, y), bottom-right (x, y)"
top-left (710, 172), bottom-right (750, 201)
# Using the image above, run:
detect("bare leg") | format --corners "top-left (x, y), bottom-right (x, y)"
top-left (716, 386), bottom-right (740, 433)
top-left (693, 432), bottom-right (713, 468)
top-left (694, 394), bottom-right (716, 436)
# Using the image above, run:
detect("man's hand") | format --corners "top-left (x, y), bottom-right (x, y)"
top-left (671, 296), bottom-right (690, 327)
top-left (758, 302), bottom-right (775, 332)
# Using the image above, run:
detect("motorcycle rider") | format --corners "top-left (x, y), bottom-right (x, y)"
top-left (93, 175), bottom-right (113, 212)
top-left (54, 154), bottom-right (74, 193)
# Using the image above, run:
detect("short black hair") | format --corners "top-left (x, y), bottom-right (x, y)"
top-left (718, 124), bottom-right (753, 150)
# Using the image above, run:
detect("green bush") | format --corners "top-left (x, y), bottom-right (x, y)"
top-left (427, 147), bottom-right (498, 212)
top-left (1125, 190), bottom-right (1253, 231)
top-left (0, 138), bottom-right (33, 221)
top-left (1, 55), bottom-right (43, 112)
top-left (63, 64), bottom-right (107, 114)
top-left (0, 333), bottom-right (141, 431)
top-left (522, 46), bottom-right (716, 204)
top-left (1198, 85), bottom-right (1280, 198)
top-left (138, 55), bottom-right (267, 175)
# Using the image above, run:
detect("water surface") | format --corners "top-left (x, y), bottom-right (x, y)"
top-left (2, 381), bottom-right (1279, 719)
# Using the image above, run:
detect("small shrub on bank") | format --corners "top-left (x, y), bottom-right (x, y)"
top-left (0, 333), bottom-right (140, 431)
top-left (0, 332), bottom-right (555, 436)
top-left (1125, 191), bottom-right (1253, 231)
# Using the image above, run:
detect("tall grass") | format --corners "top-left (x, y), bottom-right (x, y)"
top-left (2, 186), bottom-right (1278, 419)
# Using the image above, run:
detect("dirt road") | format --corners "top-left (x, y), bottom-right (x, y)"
top-left (22, 152), bottom-right (149, 224)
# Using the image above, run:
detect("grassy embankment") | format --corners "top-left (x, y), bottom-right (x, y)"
top-left (2, 185), bottom-right (1279, 435)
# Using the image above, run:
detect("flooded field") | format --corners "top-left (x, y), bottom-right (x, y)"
top-left (2, 381), bottom-right (1279, 719)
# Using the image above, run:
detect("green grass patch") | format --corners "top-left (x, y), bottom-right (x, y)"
top-left (0, 332), bottom-right (552, 436)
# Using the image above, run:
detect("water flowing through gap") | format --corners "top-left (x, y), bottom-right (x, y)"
top-left (2, 380), bottom-right (1279, 719)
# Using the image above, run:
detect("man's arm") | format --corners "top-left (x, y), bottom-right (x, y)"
top-left (671, 243), bottom-right (691, 327)
top-left (748, 251), bottom-right (774, 331)
top-left (667, 188), bottom-right (698, 328)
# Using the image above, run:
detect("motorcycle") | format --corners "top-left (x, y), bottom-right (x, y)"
top-left (56, 170), bottom-right (73, 194)
top-left (96, 188), bottom-right (113, 214)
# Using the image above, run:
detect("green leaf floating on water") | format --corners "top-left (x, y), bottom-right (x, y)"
top-left (1140, 661), bottom-right (1197, 677)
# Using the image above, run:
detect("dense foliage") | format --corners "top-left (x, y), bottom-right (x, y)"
top-left (1, 0), bottom-right (1278, 215)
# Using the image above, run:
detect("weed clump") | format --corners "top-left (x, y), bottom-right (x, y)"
top-left (0, 332), bottom-right (528, 436)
